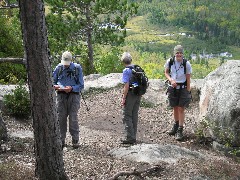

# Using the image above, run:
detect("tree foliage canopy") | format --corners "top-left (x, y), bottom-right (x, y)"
top-left (45, 0), bottom-right (137, 74)
top-left (0, 10), bottom-right (23, 57)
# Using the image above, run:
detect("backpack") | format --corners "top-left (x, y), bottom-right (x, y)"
top-left (57, 63), bottom-right (80, 83)
top-left (128, 65), bottom-right (149, 96)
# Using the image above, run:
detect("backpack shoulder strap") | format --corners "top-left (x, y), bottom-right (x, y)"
top-left (127, 64), bottom-right (136, 68)
top-left (168, 57), bottom-right (174, 73)
top-left (126, 65), bottom-right (136, 73)
top-left (73, 63), bottom-right (80, 76)
top-left (72, 63), bottom-right (81, 83)
top-left (182, 58), bottom-right (187, 74)
top-left (134, 65), bottom-right (144, 72)
top-left (57, 64), bottom-right (63, 77)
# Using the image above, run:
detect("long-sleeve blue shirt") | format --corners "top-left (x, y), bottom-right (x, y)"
top-left (53, 62), bottom-right (84, 92)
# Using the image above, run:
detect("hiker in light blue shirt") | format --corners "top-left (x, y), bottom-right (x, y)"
top-left (121, 52), bottom-right (141, 145)
top-left (53, 51), bottom-right (84, 149)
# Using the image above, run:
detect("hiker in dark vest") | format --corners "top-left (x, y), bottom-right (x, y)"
top-left (121, 52), bottom-right (141, 144)
top-left (164, 45), bottom-right (192, 141)
top-left (53, 51), bottom-right (84, 149)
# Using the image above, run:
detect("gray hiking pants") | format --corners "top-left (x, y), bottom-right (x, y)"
top-left (122, 92), bottom-right (141, 141)
top-left (56, 92), bottom-right (80, 142)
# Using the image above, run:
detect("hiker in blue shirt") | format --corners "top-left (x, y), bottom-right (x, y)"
top-left (53, 51), bottom-right (84, 149)
top-left (164, 45), bottom-right (192, 141)
top-left (121, 52), bottom-right (141, 144)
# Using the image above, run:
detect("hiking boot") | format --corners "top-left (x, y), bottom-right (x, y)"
top-left (72, 139), bottom-right (80, 149)
top-left (120, 139), bottom-right (136, 145)
top-left (168, 122), bottom-right (179, 135)
top-left (175, 126), bottom-right (184, 141)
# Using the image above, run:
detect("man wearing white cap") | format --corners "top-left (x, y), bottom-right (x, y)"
top-left (53, 51), bottom-right (84, 149)
top-left (164, 45), bottom-right (192, 141)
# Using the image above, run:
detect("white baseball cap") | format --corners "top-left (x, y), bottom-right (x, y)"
top-left (61, 51), bottom-right (72, 65)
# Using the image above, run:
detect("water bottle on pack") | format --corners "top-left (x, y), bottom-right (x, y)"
top-left (132, 82), bottom-right (138, 87)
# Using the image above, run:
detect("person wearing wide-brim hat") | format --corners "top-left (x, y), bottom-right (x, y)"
top-left (164, 45), bottom-right (192, 141)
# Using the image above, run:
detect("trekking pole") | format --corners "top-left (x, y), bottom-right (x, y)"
top-left (80, 92), bottom-right (90, 111)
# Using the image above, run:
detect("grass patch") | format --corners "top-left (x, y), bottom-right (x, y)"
top-left (140, 99), bottom-right (155, 108)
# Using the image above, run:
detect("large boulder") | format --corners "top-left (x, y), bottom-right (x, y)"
top-left (142, 79), bottom-right (167, 106)
top-left (191, 79), bottom-right (203, 102)
top-left (199, 60), bottom-right (240, 147)
top-left (83, 73), bottom-right (122, 92)
top-left (109, 143), bottom-right (205, 164)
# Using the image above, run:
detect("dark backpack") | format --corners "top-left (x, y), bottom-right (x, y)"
top-left (128, 65), bottom-right (149, 96)
top-left (57, 63), bottom-right (80, 83)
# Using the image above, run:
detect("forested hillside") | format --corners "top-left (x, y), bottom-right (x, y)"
top-left (135, 0), bottom-right (240, 46)
top-left (0, 0), bottom-right (240, 83)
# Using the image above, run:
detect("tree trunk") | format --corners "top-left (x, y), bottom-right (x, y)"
top-left (18, 1), bottom-right (68, 179)
top-left (86, 5), bottom-right (95, 74)
top-left (0, 112), bottom-right (8, 142)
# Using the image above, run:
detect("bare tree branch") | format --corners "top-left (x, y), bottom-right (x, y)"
top-left (0, 5), bottom-right (18, 9)
top-left (0, 58), bottom-right (26, 65)
top-left (0, 0), bottom-right (19, 9)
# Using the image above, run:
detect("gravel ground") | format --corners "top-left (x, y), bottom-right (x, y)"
top-left (1, 87), bottom-right (240, 180)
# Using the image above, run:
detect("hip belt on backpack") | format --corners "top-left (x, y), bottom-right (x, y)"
top-left (176, 83), bottom-right (186, 89)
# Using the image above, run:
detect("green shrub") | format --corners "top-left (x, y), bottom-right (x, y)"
top-left (94, 46), bottom-right (123, 75)
top-left (0, 62), bottom-right (27, 84)
top-left (3, 81), bottom-right (31, 119)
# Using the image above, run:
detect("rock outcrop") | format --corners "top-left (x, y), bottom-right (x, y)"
top-left (109, 143), bottom-right (205, 164)
top-left (199, 60), bottom-right (240, 147)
